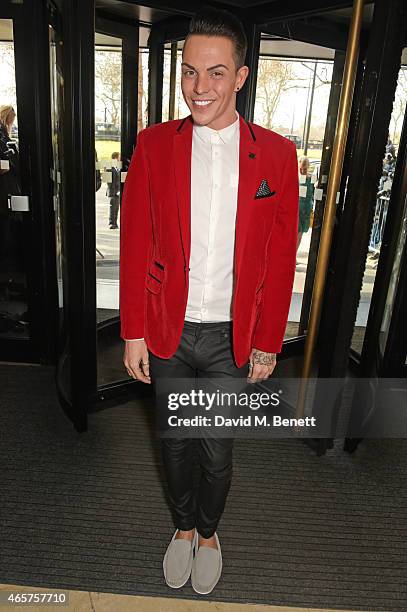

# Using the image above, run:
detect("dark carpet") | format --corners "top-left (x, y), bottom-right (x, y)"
top-left (1, 363), bottom-right (406, 611)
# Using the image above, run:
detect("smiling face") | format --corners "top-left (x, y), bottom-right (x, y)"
top-left (181, 34), bottom-right (249, 131)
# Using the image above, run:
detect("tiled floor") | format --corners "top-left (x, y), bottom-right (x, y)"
top-left (0, 584), bottom-right (371, 612)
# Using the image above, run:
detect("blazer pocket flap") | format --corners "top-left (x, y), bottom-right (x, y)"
top-left (254, 191), bottom-right (276, 200)
top-left (146, 259), bottom-right (165, 294)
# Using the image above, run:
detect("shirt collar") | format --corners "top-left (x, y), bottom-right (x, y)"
top-left (193, 110), bottom-right (240, 144)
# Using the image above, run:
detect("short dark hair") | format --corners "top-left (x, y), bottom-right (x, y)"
top-left (186, 8), bottom-right (247, 69)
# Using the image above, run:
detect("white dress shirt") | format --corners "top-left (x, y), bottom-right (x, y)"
top-left (125, 111), bottom-right (240, 340)
top-left (185, 110), bottom-right (240, 322)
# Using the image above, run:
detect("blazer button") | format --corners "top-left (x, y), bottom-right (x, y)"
top-left (184, 266), bottom-right (190, 271)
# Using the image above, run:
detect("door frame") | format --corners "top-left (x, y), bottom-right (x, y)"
top-left (93, 15), bottom-right (142, 397)
top-left (57, 1), bottom-right (144, 431)
top-left (0, 0), bottom-right (58, 364)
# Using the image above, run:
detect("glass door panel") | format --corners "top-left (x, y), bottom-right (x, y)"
top-left (162, 40), bottom-right (189, 121)
top-left (49, 14), bottom-right (71, 404)
top-left (254, 40), bottom-right (334, 343)
top-left (380, 194), bottom-right (407, 353)
top-left (95, 32), bottom-right (122, 316)
top-left (49, 24), bottom-right (64, 313)
top-left (95, 32), bottom-right (122, 386)
top-left (139, 26), bottom-right (150, 132)
top-left (351, 58), bottom-right (407, 354)
top-left (94, 22), bottom-right (146, 388)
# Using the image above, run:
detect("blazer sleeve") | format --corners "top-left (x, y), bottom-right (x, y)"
top-left (119, 129), bottom-right (153, 340)
top-left (251, 140), bottom-right (299, 354)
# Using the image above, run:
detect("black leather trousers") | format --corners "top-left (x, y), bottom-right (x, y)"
top-left (148, 319), bottom-right (249, 539)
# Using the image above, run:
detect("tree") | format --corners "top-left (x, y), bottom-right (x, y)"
top-left (95, 50), bottom-right (121, 128)
top-left (300, 61), bottom-right (331, 86)
top-left (138, 50), bottom-right (144, 133)
top-left (0, 44), bottom-right (17, 106)
top-left (256, 59), bottom-right (303, 129)
top-left (390, 67), bottom-right (407, 144)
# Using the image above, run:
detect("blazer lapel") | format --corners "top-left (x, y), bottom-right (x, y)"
top-left (235, 114), bottom-right (260, 271)
top-left (173, 115), bottom-right (193, 269)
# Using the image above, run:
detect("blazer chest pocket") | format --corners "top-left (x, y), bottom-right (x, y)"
top-left (146, 259), bottom-right (165, 294)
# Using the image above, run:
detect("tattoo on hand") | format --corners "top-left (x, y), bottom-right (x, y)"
top-left (252, 350), bottom-right (276, 366)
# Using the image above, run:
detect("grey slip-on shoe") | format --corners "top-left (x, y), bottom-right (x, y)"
top-left (163, 529), bottom-right (197, 588)
top-left (191, 532), bottom-right (222, 595)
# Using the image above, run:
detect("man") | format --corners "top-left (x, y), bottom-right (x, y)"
top-left (297, 156), bottom-right (314, 256)
top-left (120, 8), bottom-right (298, 595)
top-left (106, 151), bottom-right (121, 229)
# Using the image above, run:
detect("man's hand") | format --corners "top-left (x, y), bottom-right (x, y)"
top-left (247, 348), bottom-right (277, 384)
top-left (123, 340), bottom-right (151, 384)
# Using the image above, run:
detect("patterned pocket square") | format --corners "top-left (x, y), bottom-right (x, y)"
top-left (255, 179), bottom-right (276, 199)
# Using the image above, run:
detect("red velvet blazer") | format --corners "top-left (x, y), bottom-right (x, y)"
top-left (119, 113), bottom-right (299, 368)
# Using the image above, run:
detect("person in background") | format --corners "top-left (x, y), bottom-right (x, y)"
top-left (297, 155), bottom-right (314, 260)
top-left (0, 104), bottom-right (23, 310)
top-left (383, 152), bottom-right (396, 174)
top-left (95, 149), bottom-right (102, 193)
top-left (0, 104), bottom-right (21, 215)
top-left (386, 135), bottom-right (396, 158)
top-left (106, 151), bottom-right (121, 229)
top-left (0, 105), bottom-right (20, 187)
